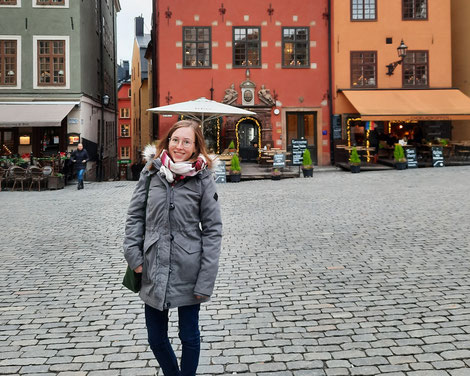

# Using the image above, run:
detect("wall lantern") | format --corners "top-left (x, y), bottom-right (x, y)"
top-left (386, 39), bottom-right (408, 76)
top-left (20, 135), bottom-right (31, 145)
top-left (102, 94), bottom-right (110, 106)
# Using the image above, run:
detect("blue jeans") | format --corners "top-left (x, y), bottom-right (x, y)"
top-left (145, 304), bottom-right (201, 376)
top-left (77, 168), bottom-right (85, 183)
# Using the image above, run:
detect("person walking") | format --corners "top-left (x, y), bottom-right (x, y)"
top-left (71, 143), bottom-right (89, 190)
top-left (123, 120), bottom-right (222, 376)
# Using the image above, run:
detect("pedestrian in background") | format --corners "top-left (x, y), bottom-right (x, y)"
top-left (123, 119), bottom-right (222, 376)
top-left (71, 143), bottom-right (89, 190)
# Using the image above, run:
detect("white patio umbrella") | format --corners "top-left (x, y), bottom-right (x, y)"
top-left (147, 97), bottom-right (256, 131)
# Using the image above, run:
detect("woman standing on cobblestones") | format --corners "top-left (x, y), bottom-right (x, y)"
top-left (124, 120), bottom-right (223, 376)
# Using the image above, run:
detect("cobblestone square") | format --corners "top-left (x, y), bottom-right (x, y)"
top-left (1, 167), bottom-right (470, 375)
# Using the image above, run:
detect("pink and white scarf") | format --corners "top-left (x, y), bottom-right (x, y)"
top-left (159, 150), bottom-right (207, 183)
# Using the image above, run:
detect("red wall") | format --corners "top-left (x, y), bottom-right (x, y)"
top-left (118, 83), bottom-right (132, 161)
top-left (156, 0), bottom-right (331, 163)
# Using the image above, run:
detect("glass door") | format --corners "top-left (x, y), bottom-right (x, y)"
top-left (286, 112), bottom-right (317, 164)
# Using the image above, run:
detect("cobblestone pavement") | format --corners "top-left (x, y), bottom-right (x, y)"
top-left (1, 167), bottom-right (470, 376)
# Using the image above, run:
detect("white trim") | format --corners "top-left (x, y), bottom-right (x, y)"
top-left (0, 35), bottom-right (21, 89)
top-left (0, 0), bottom-right (21, 8)
top-left (32, 0), bottom-right (69, 8)
top-left (33, 35), bottom-right (70, 90)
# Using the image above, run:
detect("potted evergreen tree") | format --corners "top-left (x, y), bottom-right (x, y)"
top-left (302, 149), bottom-right (314, 177)
top-left (394, 144), bottom-right (407, 170)
top-left (228, 140), bottom-right (236, 153)
top-left (229, 153), bottom-right (241, 182)
top-left (349, 147), bottom-right (361, 173)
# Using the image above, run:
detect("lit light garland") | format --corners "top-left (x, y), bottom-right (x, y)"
top-left (234, 116), bottom-right (262, 158)
top-left (346, 117), bottom-right (362, 147)
top-left (366, 130), bottom-right (370, 163)
top-left (216, 118), bottom-right (220, 154)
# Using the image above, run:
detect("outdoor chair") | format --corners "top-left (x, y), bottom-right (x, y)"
top-left (10, 166), bottom-right (28, 191)
top-left (28, 166), bottom-right (47, 191)
top-left (0, 167), bottom-right (4, 192)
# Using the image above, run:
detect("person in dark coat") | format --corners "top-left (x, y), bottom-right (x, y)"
top-left (71, 143), bottom-right (89, 190)
top-left (123, 120), bottom-right (222, 376)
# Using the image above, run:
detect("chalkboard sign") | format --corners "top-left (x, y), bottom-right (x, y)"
top-left (273, 154), bottom-right (286, 168)
top-left (214, 161), bottom-right (227, 183)
top-left (432, 146), bottom-right (444, 167)
top-left (332, 115), bottom-right (342, 140)
top-left (292, 139), bottom-right (308, 165)
top-left (404, 147), bottom-right (418, 169)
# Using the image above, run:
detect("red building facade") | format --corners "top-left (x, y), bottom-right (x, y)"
top-left (117, 82), bottom-right (132, 178)
top-left (154, 0), bottom-right (331, 165)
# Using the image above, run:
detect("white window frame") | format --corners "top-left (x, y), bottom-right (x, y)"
top-left (32, 0), bottom-right (69, 8)
top-left (0, 35), bottom-right (21, 89)
top-left (0, 0), bottom-right (21, 8)
top-left (33, 35), bottom-right (70, 90)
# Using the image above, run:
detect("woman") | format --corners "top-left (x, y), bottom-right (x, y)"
top-left (123, 120), bottom-right (222, 376)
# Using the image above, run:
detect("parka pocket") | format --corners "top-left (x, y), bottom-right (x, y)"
top-left (173, 234), bottom-right (202, 283)
top-left (143, 233), bottom-right (160, 282)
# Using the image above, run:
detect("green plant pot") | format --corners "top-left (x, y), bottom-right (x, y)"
top-left (350, 165), bottom-right (361, 173)
top-left (395, 162), bottom-right (407, 170)
top-left (230, 173), bottom-right (241, 182)
top-left (302, 168), bottom-right (313, 177)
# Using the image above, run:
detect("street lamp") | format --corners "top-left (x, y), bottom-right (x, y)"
top-left (102, 94), bottom-right (110, 106)
top-left (386, 40), bottom-right (408, 76)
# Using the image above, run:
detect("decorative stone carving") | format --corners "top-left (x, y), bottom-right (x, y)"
top-left (240, 71), bottom-right (256, 106)
top-left (222, 83), bottom-right (238, 105)
top-left (258, 85), bottom-right (275, 106)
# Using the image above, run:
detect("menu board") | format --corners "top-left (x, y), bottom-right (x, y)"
top-left (214, 161), bottom-right (227, 183)
top-left (332, 115), bottom-right (342, 140)
top-left (273, 154), bottom-right (286, 168)
top-left (404, 147), bottom-right (418, 169)
top-left (292, 139), bottom-right (308, 165)
top-left (432, 146), bottom-right (444, 167)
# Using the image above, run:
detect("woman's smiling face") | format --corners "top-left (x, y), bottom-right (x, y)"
top-left (168, 126), bottom-right (196, 162)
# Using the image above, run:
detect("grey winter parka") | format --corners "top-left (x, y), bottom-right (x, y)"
top-left (123, 158), bottom-right (222, 311)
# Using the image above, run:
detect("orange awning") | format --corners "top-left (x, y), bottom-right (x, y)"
top-left (342, 89), bottom-right (470, 121)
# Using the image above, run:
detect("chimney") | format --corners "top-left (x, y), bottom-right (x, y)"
top-left (135, 16), bottom-right (144, 37)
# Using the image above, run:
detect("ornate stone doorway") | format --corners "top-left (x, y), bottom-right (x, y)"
top-left (236, 117), bottom-right (261, 162)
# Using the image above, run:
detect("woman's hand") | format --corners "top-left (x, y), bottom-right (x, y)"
top-left (195, 295), bottom-right (203, 300)
top-left (134, 265), bottom-right (143, 273)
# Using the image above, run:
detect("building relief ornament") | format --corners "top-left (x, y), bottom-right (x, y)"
top-left (258, 85), bottom-right (275, 106)
top-left (222, 83), bottom-right (238, 105)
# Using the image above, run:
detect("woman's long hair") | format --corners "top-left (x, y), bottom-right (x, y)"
top-left (155, 119), bottom-right (213, 169)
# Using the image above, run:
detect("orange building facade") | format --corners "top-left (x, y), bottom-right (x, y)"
top-left (331, 0), bottom-right (470, 160)
top-left (153, 0), bottom-right (331, 165)
top-left (117, 82), bottom-right (132, 177)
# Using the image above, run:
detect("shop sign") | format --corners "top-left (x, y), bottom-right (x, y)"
top-left (432, 146), bottom-right (444, 167)
top-left (68, 118), bottom-right (79, 124)
top-left (404, 147), bottom-right (418, 168)
top-left (273, 153), bottom-right (286, 168)
top-left (292, 139), bottom-right (308, 165)
top-left (118, 159), bottom-right (131, 164)
top-left (214, 161), bottom-right (226, 183)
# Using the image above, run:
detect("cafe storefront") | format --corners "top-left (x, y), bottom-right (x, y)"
top-left (334, 89), bottom-right (470, 167)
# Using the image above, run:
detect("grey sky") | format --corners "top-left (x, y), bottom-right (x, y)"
top-left (117, 0), bottom-right (152, 66)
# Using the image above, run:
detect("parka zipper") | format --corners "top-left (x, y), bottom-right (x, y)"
top-left (164, 185), bottom-right (175, 309)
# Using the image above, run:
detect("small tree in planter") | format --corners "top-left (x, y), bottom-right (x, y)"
top-left (271, 168), bottom-right (281, 180)
top-left (229, 153), bottom-right (241, 182)
top-left (228, 140), bottom-right (236, 153)
top-left (302, 149), bottom-right (313, 177)
top-left (394, 144), bottom-right (407, 170)
top-left (349, 147), bottom-right (361, 173)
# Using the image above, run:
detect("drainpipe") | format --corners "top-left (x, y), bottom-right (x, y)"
top-left (112, 0), bottom-right (118, 179)
top-left (328, 0), bottom-right (335, 165)
top-left (152, 0), bottom-right (159, 139)
top-left (97, 0), bottom-right (104, 181)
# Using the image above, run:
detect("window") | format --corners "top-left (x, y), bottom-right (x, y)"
top-left (0, 40), bottom-right (17, 86)
top-left (403, 51), bottom-right (428, 87)
top-left (37, 40), bottom-right (65, 86)
top-left (351, 0), bottom-right (376, 20)
top-left (403, 0), bottom-right (427, 20)
top-left (351, 51), bottom-right (377, 87)
top-left (36, 0), bottom-right (64, 5)
top-left (282, 27), bottom-right (309, 67)
top-left (128, 88), bottom-right (131, 97)
top-left (233, 27), bottom-right (260, 67)
top-left (120, 124), bottom-right (130, 137)
top-left (0, 0), bottom-right (17, 5)
top-left (183, 27), bottom-right (211, 68)
top-left (121, 146), bottom-right (130, 158)
top-left (120, 108), bottom-right (130, 118)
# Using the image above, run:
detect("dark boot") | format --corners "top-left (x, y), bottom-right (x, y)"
top-left (80, 181), bottom-right (84, 189)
